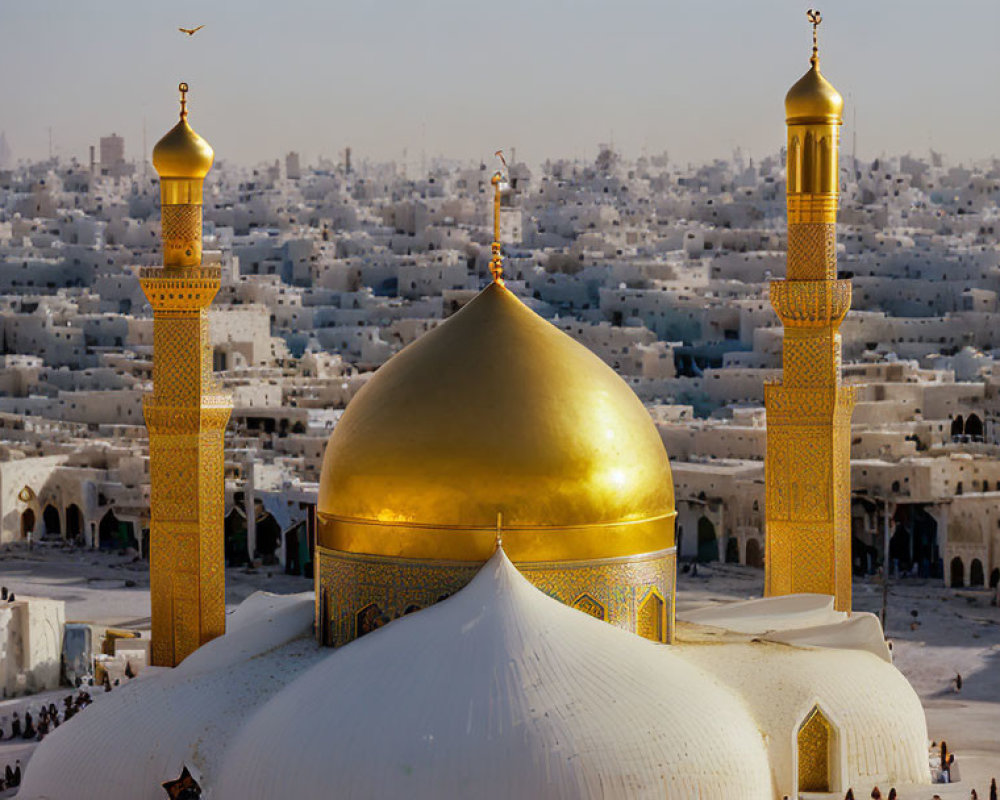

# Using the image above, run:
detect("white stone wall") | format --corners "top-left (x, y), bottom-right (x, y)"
top-left (0, 596), bottom-right (65, 696)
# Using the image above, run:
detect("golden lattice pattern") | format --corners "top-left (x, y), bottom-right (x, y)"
top-left (152, 316), bottom-right (203, 404)
top-left (144, 257), bottom-right (232, 666)
top-left (316, 547), bottom-right (676, 647)
top-left (783, 330), bottom-right (837, 388)
top-left (798, 706), bottom-right (832, 792)
top-left (161, 204), bottom-right (203, 268)
top-left (787, 222), bottom-right (836, 281)
top-left (766, 140), bottom-right (854, 612)
top-left (767, 427), bottom-right (832, 521)
top-left (764, 385), bottom-right (854, 426)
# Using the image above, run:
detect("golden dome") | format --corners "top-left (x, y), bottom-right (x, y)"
top-left (317, 282), bottom-right (675, 564)
top-left (152, 84), bottom-right (214, 179)
top-left (785, 61), bottom-right (843, 125)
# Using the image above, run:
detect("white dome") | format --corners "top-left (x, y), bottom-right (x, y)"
top-left (215, 549), bottom-right (773, 799)
top-left (679, 640), bottom-right (930, 796)
top-left (19, 553), bottom-right (930, 800)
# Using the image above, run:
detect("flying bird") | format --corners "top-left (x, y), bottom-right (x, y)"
top-left (178, 25), bottom-right (205, 37)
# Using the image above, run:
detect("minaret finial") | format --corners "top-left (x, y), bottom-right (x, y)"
top-left (489, 150), bottom-right (508, 284)
top-left (807, 9), bottom-right (822, 67)
top-left (495, 511), bottom-right (503, 551)
top-left (178, 82), bottom-right (189, 121)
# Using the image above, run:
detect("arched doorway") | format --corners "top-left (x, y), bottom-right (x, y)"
top-left (99, 510), bottom-right (129, 550)
top-left (890, 520), bottom-right (912, 569)
top-left (284, 523), bottom-right (308, 576)
top-left (637, 590), bottom-right (665, 643)
top-left (355, 603), bottom-right (386, 638)
top-left (20, 508), bottom-right (35, 538)
top-left (798, 706), bottom-right (834, 793)
top-left (43, 504), bottom-right (61, 538)
top-left (725, 537), bottom-right (740, 563)
top-left (697, 516), bottom-right (718, 563)
top-left (951, 416), bottom-right (964, 439)
top-left (912, 507), bottom-right (939, 578)
top-left (990, 568), bottom-right (1000, 589)
top-left (572, 593), bottom-right (605, 621)
top-left (970, 559), bottom-right (985, 587)
top-left (966, 413), bottom-right (984, 440)
top-left (255, 513), bottom-right (281, 565)
top-left (65, 504), bottom-right (83, 541)
top-left (746, 538), bottom-right (763, 568)
top-left (225, 509), bottom-right (250, 566)
top-left (950, 557), bottom-right (965, 588)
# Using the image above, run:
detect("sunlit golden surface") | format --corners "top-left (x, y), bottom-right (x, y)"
top-left (144, 85), bottom-right (231, 666)
top-left (318, 281), bottom-right (675, 563)
top-left (766, 27), bottom-right (854, 612)
top-left (785, 62), bottom-right (843, 125)
top-left (153, 117), bottom-right (214, 179)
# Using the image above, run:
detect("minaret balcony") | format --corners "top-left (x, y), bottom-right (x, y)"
top-left (140, 265), bottom-right (222, 311)
top-left (769, 278), bottom-right (851, 327)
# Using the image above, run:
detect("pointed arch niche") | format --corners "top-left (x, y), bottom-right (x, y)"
top-left (637, 590), bottom-right (665, 643)
top-left (796, 704), bottom-right (841, 794)
top-left (572, 593), bottom-right (606, 621)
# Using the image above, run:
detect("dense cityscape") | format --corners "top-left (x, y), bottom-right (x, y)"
top-left (2, 136), bottom-right (999, 591)
top-left (4, 0), bottom-right (1000, 795)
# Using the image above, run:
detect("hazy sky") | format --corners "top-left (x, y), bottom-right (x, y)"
top-left (2, 1), bottom-right (999, 169)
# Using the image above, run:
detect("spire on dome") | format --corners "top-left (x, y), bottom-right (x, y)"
top-left (784, 10), bottom-right (843, 126)
top-left (489, 150), bottom-right (508, 284)
top-left (178, 81), bottom-right (189, 121)
top-left (807, 9), bottom-right (821, 67)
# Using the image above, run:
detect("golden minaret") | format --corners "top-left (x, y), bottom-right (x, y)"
top-left (765, 11), bottom-right (855, 611)
top-left (142, 83), bottom-right (232, 666)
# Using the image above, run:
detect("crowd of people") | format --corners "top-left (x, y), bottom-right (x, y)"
top-left (0, 687), bottom-right (102, 793)
top-left (776, 761), bottom-right (999, 800)
top-left (837, 776), bottom-right (999, 799)
top-left (0, 689), bottom-right (94, 745)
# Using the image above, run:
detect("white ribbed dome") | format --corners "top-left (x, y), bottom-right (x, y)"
top-left (214, 549), bottom-right (773, 799)
top-left (681, 641), bottom-right (930, 794)
top-left (19, 553), bottom-right (930, 799)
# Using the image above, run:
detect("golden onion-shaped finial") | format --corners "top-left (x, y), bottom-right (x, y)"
top-left (152, 82), bottom-right (215, 179)
top-left (785, 10), bottom-right (843, 124)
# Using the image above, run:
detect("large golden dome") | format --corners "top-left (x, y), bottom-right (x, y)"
top-left (317, 282), bottom-right (675, 564)
top-left (785, 62), bottom-right (843, 125)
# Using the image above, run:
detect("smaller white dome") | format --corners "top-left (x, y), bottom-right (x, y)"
top-left (680, 640), bottom-right (930, 795)
top-left (216, 549), bottom-right (773, 800)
